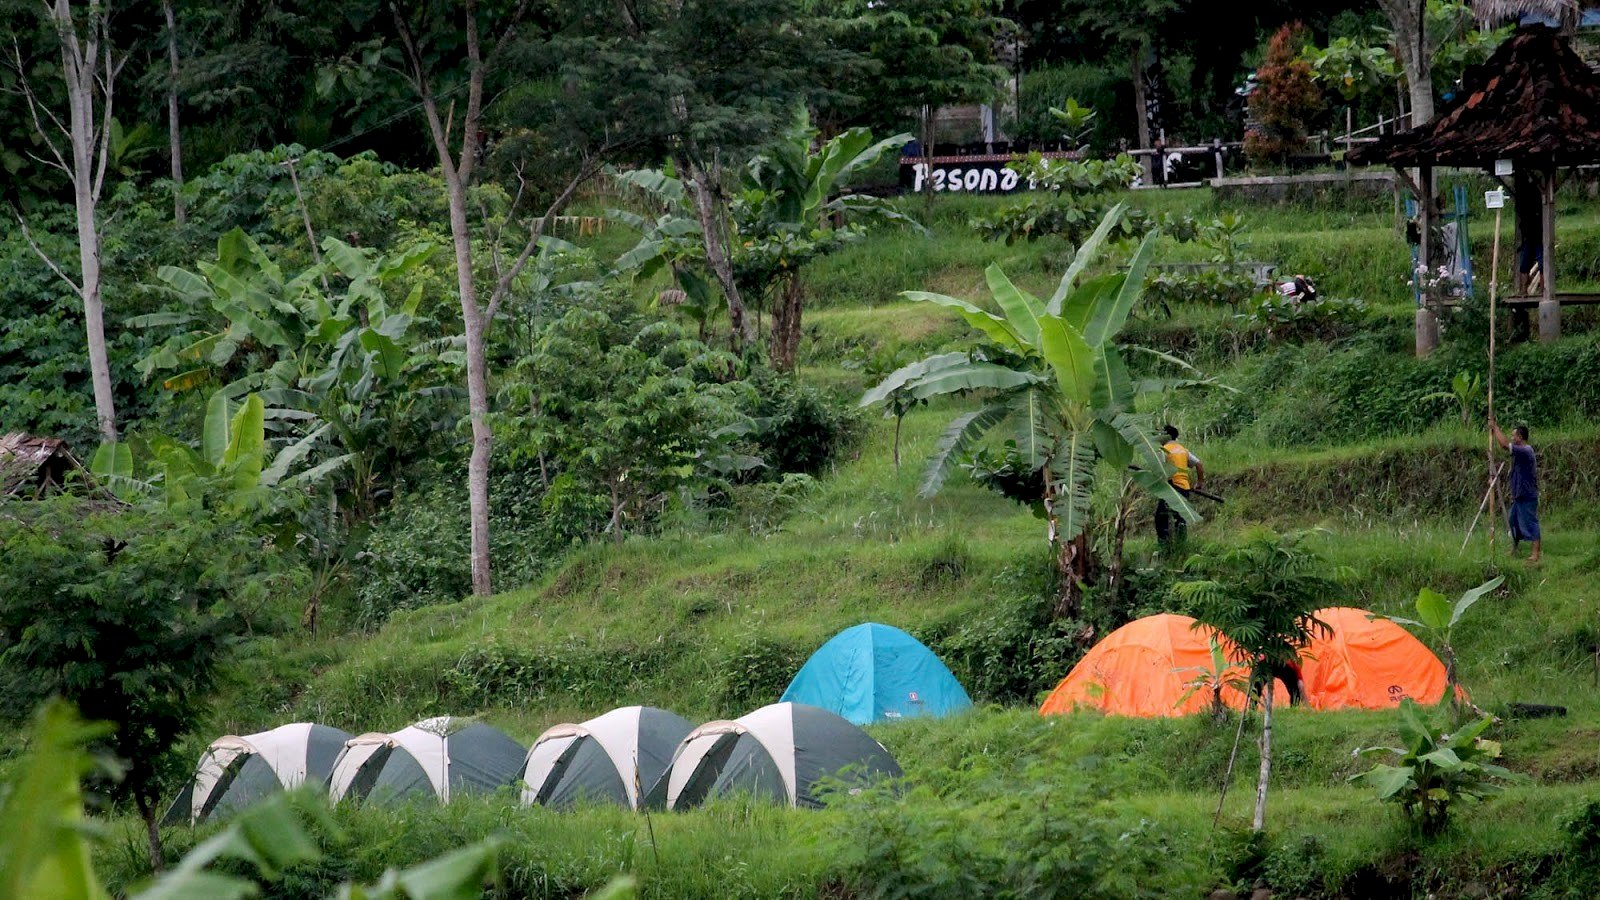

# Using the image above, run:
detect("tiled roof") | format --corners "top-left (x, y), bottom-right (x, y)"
top-left (1350, 25), bottom-right (1600, 168)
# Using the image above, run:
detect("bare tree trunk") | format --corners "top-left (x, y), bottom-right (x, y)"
top-left (1130, 44), bottom-right (1155, 183)
top-left (769, 273), bottom-right (804, 371)
top-left (162, 0), bottom-right (185, 225)
top-left (892, 414), bottom-right (903, 470)
top-left (686, 159), bottom-right (753, 351)
top-left (52, 0), bottom-right (121, 444)
top-left (1253, 677), bottom-right (1274, 832)
top-left (1379, 0), bottom-right (1435, 128)
top-left (445, 171), bottom-right (495, 597)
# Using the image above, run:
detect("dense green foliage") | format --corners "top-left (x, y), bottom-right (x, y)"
top-left (3, 0), bottom-right (1600, 884)
top-left (0, 498), bottom-right (297, 830)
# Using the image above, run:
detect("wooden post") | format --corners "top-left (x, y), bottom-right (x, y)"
top-left (1539, 168), bottom-right (1560, 342)
top-left (1416, 165), bottom-right (1439, 356)
top-left (1488, 204), bottom-right (1501, 557)
top-left (1419, 165), bottom-right (1434, 273)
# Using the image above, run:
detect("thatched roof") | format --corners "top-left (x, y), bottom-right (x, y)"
top-left (1350, 25), bottom-right (1600, 168)
top-left (0, 432), bottom-right (77, 497)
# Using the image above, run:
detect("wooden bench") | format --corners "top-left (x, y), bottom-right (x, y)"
top-left (1500, 293), bottom-right (1600, 308)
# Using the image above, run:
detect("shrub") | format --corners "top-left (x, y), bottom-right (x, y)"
top-left (744, 367), bottom-right (863, 476)
top-left (354, 469), bottom-right (566, 626)
top-left (0, 497), bottom-right (299, 856)
top-left (1244, 25), bottom-right (1324, 167)
top-left (836, 779), bottom-right (1213, 898)
top-left (714, 633), bottom-right (807, 713)
top-left (1349, 699), bottom-right (1521, 836)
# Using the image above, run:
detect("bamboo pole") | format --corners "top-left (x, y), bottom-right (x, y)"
top-left (1487, 203), bottom-right (1502, 557)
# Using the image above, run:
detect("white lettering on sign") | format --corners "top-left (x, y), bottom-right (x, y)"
top-left (907, 161), bottom-right (1020, 194)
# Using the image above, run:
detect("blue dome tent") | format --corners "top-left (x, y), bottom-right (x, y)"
top-left (780, 623), bottom-right (972, 724)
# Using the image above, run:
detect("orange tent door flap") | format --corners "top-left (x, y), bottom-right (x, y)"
top-left (1300, 607), bottom-right (1450, 710)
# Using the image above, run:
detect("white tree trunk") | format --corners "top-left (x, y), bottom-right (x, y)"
top-left (54, 0), bottom-right (119, 443)
top-left (1253, 677), bottom-right (1274, 832)
top-left (162, 0), bottom-right (185, 225)
top-left (443, 171), bottom-right (495, 597)
top-left (1380, 0), bottom-right (1435, 128)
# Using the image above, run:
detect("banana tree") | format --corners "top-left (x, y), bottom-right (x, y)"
top-left (737, 113), bottom-right (918, 370)
top-left (133, 230), bottom-right (455, 517)
top-left (861, 204), bottom-right (1213, 617)
top-left (133, 228), bottom-right (438, 393)
top-left (91, 389), bottom-right (339, 511)
top-left (609, 167), bottom-right (724, 341)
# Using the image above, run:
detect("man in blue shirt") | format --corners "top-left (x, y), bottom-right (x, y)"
top-left (1491, 418), bottom-right (1541, 564)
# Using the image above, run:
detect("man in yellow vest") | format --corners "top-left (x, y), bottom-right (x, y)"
top-left (1157, 424), bottom-right (1204, 548)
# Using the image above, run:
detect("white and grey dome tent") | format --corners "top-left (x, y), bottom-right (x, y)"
top-left (645, 702), bottom-right (902, 811)
top-left (327, 716), bottom-right (524, 805)
top-left (520, 706), bottom-right (694, 809)
top-left (163, 723), bottom-right (353, 825)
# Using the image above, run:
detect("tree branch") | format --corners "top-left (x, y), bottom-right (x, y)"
top-left (388, 1), bottom-right (459, 180)
top-left (10, 38), bottom-right (72, 174)
top-left (483, 153), bottom-right (606, 325)
top-left (14, 210), bottom-right (84, 297)
top-left (91, 41), bottom-right (119, 204)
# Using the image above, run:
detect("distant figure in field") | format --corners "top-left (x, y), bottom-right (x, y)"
top-left (1157, 425), bottom-right (1204, 548)
top-left (1491, 418), bottom-right (1541, 564)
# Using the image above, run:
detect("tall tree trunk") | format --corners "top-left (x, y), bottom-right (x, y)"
top-left (443, 169), bottom-right (495, 597)
top-left (769, 273), bottom-right (804, 371)
top-left (1379, 0), bottom-right (1434, 128)
top-left (56, 0), bottom-right (118, 443)
top-left (1253, 677), bottom-right (1275, 832)
top-left (685, 159), bottom-right (753, 351)
top-left (162, 0), bottom-right (185, 225)
top-left (1130, 44), bottom-right (1155, 183)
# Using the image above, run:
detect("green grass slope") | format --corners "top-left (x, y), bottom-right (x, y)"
top-left (109, 185), bottom-right (1600, 898)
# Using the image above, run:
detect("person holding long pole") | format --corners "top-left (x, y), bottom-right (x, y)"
top-left (1491, 419), bottom-right (1542, 565)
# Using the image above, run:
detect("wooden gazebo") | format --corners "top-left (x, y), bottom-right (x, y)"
top-left (1351, 25), bottom-right (1600, 353)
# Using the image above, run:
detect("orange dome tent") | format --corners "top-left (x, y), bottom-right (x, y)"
top-left (1040, 614), bottom-right (1277, 718)
top-left (1299, 607), bottom-right (1450, 710)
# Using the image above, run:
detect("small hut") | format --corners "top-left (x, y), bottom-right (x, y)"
top-left (0, 433), bottom-right (80, 499)
top-left (1350, 25), bottom-right (1600, 353)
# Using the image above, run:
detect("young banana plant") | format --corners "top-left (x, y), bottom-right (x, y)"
top-left (861, 203), bottom-right (1220, 613)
